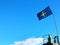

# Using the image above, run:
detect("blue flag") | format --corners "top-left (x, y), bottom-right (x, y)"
top-left (37, 6), bottom-right (52, 20)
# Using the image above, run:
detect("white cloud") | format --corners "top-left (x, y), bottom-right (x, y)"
top-left (11, 37), bottom-right (45, 45)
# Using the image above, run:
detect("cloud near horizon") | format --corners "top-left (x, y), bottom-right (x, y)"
top-left (11, 37), bottom-right (45, 45)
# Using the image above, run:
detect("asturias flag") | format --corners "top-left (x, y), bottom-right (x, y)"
top-left (37, 6), bottom-right (53, 20)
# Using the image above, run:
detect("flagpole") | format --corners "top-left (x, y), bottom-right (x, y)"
top-left (53, 14), bottom-right (59, 44)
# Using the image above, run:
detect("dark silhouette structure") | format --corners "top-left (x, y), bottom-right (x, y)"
top-left (43, 35), bottom-right (59, 45)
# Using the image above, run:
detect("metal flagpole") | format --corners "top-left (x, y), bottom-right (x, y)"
top-left (53, 14), bottom-right (59, 44)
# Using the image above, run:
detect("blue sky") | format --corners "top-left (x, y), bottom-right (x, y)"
top-left (0, 0), bottom-right (60, 45)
